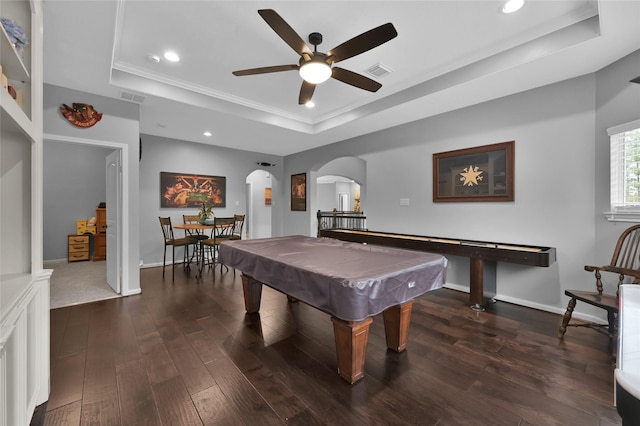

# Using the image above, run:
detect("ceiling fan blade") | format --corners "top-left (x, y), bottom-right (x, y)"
top-left (331, 67), bottom-right (382, 92)
top-left (258, 9), bottom-right (313, 58)
top-left (327, 23), bottom-right (397, 63)
top-left (298, 81), bottom-right (316, 105)
top-left (232, 64), bottom-right (298, 76)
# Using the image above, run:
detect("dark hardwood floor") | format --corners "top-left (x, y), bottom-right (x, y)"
top-left (41, 264), bottom-right (622, 425)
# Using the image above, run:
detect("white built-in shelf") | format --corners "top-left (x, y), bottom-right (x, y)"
top-left (0, 22), bottom-right (30, 83)
top-left (1, 87), bottom-right (34, 140)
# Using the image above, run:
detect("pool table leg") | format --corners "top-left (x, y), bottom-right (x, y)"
top-left (382, 301), bottom-right (414, 352)
top-left (241, 274), bottom-right (263, 313)
top-left (331, 316), bottom-right (374, 384)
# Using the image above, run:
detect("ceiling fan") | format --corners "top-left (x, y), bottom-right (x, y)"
top-left (232, 9), bottom-right (398, 105)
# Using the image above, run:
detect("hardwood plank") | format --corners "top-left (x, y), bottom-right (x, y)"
top-left (44, 401), bottom-right (81, 426)
top-left (191, 385), bottom-right (246, 426)
top-left (165, 333), bottom-right (216, 394)
top-left (152, 376), bottom-right (203, 426)
top-left (47, 351), bottom-right (86, 411)
top-left (117, 359), bottom-right (162, 426)
top-left (186, 329), bottom-right (227, 364)
top-left (83, 323), bottom-right (117, 405)
top-left (80, 398), bottom-right (120, 426)
top-left (57, 322), bottom-right (89, 358)
top-left (204, 357), bottom-right (282, 425)
top-left (137, 331), bottom-right (180, 385)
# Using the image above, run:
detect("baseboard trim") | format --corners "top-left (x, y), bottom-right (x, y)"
top-left (443, 283), bottom-right (607, 325)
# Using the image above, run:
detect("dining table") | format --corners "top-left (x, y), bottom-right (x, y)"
top-left (173, 223), bottom-right (214, 278)
top-left (174, 220), bottom-right (235, 277)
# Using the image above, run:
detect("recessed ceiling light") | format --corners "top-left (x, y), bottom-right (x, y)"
top-left (501, 0), bottom-right (524, 14)
top-left (305, 101), bottom-right (315, 108)
top-left (203, 131), bottom-right (212, 137)
top-left (163, 51), bottom-right (180, 62)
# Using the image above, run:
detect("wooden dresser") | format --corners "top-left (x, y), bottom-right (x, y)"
top-left (68, 234), bottom-right (90, 262)
top-left (94, 207), bottom-right (107, 261)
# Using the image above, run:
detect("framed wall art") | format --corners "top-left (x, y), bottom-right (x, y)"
top-left (160, 172), bottom-right (226, 208)
top-left (433, 141), bottom-right (514, 202)
top-left (265, 188), bottom-right (272, 205)
top-left (291, 172), bottom-right (307, 211)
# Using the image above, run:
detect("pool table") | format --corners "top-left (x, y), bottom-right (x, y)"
top-left (218, 235), bottom-right (448, 383)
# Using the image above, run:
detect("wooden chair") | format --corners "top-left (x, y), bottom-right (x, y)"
top-left (159, 217), bottom-right (191, 280)
top-left (203, 217), bottom-right (235, 272)
top-left (559, 224), bottom-right (640, 350)
top-left (182, 214), bottom-right (202, 263)
top-left (230, 214), bottom-right (245, 240)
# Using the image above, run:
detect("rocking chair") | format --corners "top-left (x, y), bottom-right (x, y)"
top-left (559, 224), bottom-right (640, 350)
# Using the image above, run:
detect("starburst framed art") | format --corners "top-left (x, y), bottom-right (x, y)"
top-left (433, 141), bottom-right (514, 202)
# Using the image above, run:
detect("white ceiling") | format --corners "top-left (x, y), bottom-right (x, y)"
top-left (43, 1), bottom-right (640, 156)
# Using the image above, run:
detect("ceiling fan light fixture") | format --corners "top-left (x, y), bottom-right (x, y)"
top-left (299, 60), bottom-right (332, 84)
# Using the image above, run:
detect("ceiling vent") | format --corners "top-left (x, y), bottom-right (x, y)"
top-left (366, 62), bottom-right (393, 79)
top-left (120, 91), bottom-right (145, 103)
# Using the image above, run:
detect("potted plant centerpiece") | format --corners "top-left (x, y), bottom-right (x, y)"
top-left (198, 202), bottom-right (215, 225)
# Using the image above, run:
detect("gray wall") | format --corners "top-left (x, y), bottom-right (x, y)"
top-left (43, 142), bottom-right (112, 261)
top-left (279, 48), bottom-right (640, 320)
top-left (40, 49), bottom-right (640, 321)
top-left (138, 134), bottom-right (283, 266)
top-left (317, 183), bottom-right (337, 211)
top-left (283, 74), bottom-right (597, 316)
top-left (594, 50), bottom-right (640, 264)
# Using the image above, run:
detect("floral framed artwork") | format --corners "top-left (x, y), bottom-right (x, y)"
top-left (160, 172), bottom-right (226, 208)
top-left (433, 141), bottom-right (514, 202)
top-left (291, 173), bottom-right (307, 211)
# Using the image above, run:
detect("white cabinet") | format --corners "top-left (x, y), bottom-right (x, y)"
top-left (0, 1), bottom-right (51, 425)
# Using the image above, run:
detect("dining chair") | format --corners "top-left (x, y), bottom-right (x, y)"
top-left (203, 217), bottom-right (235, 272)
top-left (230, 214), bottom-right (245, 240)
top-left (183, 214), bottom-right (202, 263)
top-left (159, 217), bottom-right (191, 280)
top-left (559, 223), bottom-right (640, 354)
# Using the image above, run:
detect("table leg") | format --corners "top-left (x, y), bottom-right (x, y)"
top-left (331, 316), bottom-right (373, 384)
top-left (382, 301), bottom-right (414, 352)
top-left (241, 274), bottom-right (263, 313)
top-left (469, 258), bottom-right (497, 311)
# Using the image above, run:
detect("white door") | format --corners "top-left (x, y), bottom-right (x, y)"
top-left (106, 150), bottom-right (121, 293)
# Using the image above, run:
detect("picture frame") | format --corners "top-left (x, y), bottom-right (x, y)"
top-left (160, 172), bottom-right (226, 208)
top-left (291, 172), bottom-right (307, 211)
top-left (265, 188), bottom-right (272, 206)
top-left (433, 141), bottom-right (514, 202)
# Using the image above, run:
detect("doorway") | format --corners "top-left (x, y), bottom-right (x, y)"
top-left (43, 136), bottom-right (125, 307)
top-left (246, 169), bottom-right (274, 239)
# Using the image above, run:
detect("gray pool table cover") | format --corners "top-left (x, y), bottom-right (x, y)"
top-left (218, 235), bottom-right (448, 322)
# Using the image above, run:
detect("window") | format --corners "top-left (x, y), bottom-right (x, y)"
top-left (608, 119), bottom-right (640, 220)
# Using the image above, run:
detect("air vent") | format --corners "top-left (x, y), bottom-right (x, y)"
top-left (120, 91), bottom-right (145, 103)
top-left (366, 62), bottom-right (393, 78)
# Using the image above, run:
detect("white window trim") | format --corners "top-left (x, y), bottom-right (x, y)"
top-left (605, 118), bottom-right (640, 223)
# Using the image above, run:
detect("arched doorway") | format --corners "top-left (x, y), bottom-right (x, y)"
top-left (316, 156), bottom-right (366, 213)
top-left (246, 169), bottom-right (274, 239)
